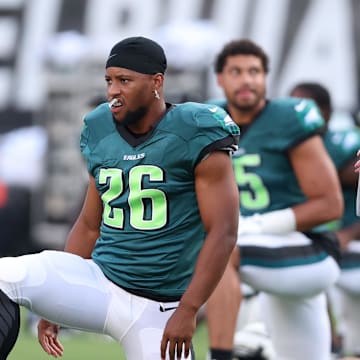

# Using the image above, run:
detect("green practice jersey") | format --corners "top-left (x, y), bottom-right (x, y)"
top-left (324, 128), bottom-right (360, 228)
top-left (80, 102), bottom-right (239, 301)
top-left (210, 98), bottom-right (324, 216)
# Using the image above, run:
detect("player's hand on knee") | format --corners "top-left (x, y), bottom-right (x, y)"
top-left (160, 305), bottom-right (196, 359)
top-left (37, 318), bottom-right (64, 357)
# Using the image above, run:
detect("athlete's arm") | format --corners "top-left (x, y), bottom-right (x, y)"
top-left (290, 135), bottom-right (343, 230)
top-left (337, 158), bottom-right (360, 249)
top-left (336, 223), bottom-right (360, 250)
top-left (161, 150), bottom-right (239, 360)
top-left (64, 175), bottom-right (102, 258)
top-left (338, 158), bottom-right (358, 187)
top-left (355, 149), bottom-right (360, 173)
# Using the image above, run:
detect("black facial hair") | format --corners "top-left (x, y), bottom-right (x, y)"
top-left (114, 106), bottom-right (148, 127)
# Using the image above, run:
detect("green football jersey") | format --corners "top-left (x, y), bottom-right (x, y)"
top-left (80, 102), bottom-right (239, 301)
top-left (210, 97), bottom-right (324, 216)
top-left (324, 128), bottom-right (360, 228)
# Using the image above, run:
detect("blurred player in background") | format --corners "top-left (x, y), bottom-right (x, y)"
top-left (0, 36), bottom-right (240, 360)
top-left (291, 82), bottom-right (360, 358)
top-left (206, 38), bottom-right (343, 360)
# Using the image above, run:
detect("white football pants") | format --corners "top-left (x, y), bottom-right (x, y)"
top-left (239, 231), bottom-right (340, 360)
top-left (334, 241), bottom-right (360, 355)
top-left (0, 250), bottom-right (191, 360)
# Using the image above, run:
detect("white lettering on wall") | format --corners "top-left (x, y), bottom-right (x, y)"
top-left (276, 0), bottom-right (357, 109)
top-left (14, 0), bottom-right (61, 110)
top-left (0, 0), bottom-right (357, 111)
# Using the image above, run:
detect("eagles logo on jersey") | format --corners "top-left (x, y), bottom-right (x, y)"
top-left (79, 101), bottom-right (240, 300)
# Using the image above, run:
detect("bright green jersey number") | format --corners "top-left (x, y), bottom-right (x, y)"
top-left (233, 154), bottom-right (270, 210)
top-left (99, 165), bottom-right (168, 230)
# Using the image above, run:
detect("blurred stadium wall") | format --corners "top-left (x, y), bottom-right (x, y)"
top-left (0, 0), bottom-right (359, 250)
top-left (0, 0), bottom-right (359, 113)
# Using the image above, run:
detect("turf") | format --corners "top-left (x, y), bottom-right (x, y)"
top-left (8, 310), bottom-right (209, 359)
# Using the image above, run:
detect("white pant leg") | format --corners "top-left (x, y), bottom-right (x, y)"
top-left (337, 269), bottom-right (360, 294)
top-left (239, 232), bottom-right (340, 297)
top-left (337, 290), bottom-right (360, 355)
top-left (260, 292), bottom-right (331, 360)
top-left (337, 240), bottom-right (360, 295)
top-left (238, 232), bottom-right (339, 359)
top-left (236, 284), bottom-right (262, 331)
top-left (0, 250), bottom-right (192, 360)
top-left (0, 250), bottom-right (119, 334)
top-left (106, 282), bottom-right (193, 359)
top-left (326, 285), bottom-right (344, 332)
top-left (335, 241), bottom-right (360, 354)
top-left (241, 256), bottom-right (339, 297)
top-left (113, 295), bottom-right (192, 360)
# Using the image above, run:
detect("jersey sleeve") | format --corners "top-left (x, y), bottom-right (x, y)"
top-left (340, 130), bottom-right (360, 165)
top-left (327, 129), bottom-right (360, 169)
top-left (186, 103), bottom-right (240, 166)
top-left (276, 98), bottom-right (324, 150)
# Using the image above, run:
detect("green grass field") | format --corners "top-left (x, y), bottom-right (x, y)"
top-left (8, 310), bottom-right (209, 360)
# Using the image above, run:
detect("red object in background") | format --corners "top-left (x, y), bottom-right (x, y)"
top-left (0, 181), bottom-right (8, 208)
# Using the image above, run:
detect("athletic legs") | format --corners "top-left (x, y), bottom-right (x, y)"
top-left (260, 292), bottom-right (331, 360)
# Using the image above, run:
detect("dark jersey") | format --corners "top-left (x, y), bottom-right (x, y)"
top-left (80, 102), bottom-right (239, 301)
top-left (324, 128), bottom-right (360, 228)
top-left (210, 97), bottom-right (324, 216)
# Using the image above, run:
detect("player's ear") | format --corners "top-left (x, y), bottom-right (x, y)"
top-left (152, 73), bottom-right (164, 89)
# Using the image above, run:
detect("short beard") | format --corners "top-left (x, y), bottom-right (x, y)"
top-left (232, 94), bottom-right (264, 112)
top-left (233, 102), bottom-right (256, 112)
top-left (121, 106), bottom-right (148, 127)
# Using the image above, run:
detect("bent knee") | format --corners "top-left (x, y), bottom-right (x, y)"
top-left (0, 257), bottom-right (27, 283)
top-left (0, 253), bottom-right (47, 303)
top-left (0, 252), bottom-right (46, 289)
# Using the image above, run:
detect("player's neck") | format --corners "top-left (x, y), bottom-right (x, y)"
top-left (126, 101), bottom-right (167, 134)
top-left (228, 100), bottom-right (266, 126)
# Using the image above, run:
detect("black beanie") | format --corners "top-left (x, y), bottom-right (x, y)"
top-left (105, 36), bottom-right (167, 74)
